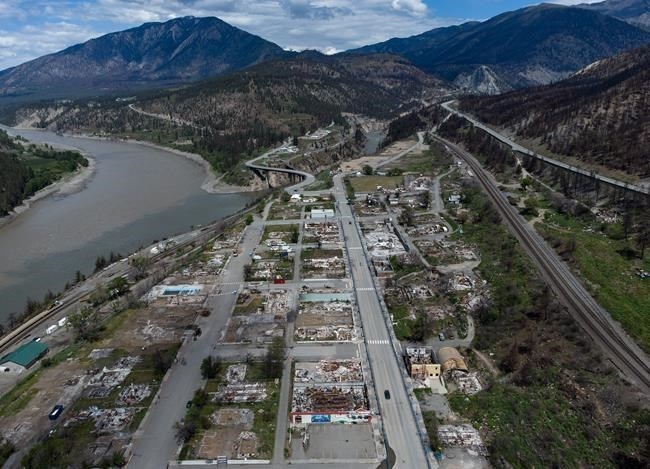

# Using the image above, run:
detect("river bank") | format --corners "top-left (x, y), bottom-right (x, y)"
top-left (0, 125), bottom-right (264, 230)
top-left (121, 138), bottom-right (266, 194)
top-left (0, 145), bottom-right (96, 231)
top-left (11, 123), bottom-right (262, 192)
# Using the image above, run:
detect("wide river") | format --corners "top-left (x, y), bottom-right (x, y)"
top-left (0, 128), bottom-right (255, 322)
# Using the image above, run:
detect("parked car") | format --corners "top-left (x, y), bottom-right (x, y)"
top-left (49, 404), bottom-right (64, 421)
top-left (384, 389), bottom-right (391, 400)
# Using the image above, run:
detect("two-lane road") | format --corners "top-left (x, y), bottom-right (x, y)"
top-left (334, 175), bottom-right (432, 468)
top-left (126, 215), bottom-right (267, 469)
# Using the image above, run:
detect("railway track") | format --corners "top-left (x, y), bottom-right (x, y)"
top-left (435, 135), bottom-right (650, 394)
top-left (0, 209), bottom-right (249, 357)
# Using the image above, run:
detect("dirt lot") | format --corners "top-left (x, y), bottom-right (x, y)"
top-left (0, 304), bottom-right (191, 464)
top-left (340, 139), bottom-right (419, 173)
top-left (197, 408), bottom-right (256, 459)
top-left (107, 306), bottom-right (196, 352)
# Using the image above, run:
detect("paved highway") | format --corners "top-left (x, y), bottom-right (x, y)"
top-left (246, 144), bottom-right (315, 191)
top-left (126, 214), bottom-right (267, 469)
top-left (441, 101), bottom-right (650, 196)
top-left (435, 135), bottom-right (650, 394)
top-left (333, 175), bottom-right (433, 468)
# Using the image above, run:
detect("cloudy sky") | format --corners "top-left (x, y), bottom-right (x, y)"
top-left (0, 0), bottom-right (600, 71)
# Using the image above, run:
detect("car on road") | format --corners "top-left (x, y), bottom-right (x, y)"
top-left (439, 332), bottom-right (445, 341)
top-left (186, 400), bottom-right (192, 408)
top-left (49, 404), bottom-right (64, 421)
top-left (384, 389), bottom-right (391, 399)
top-left (232, 290), bottom-right (237, 294)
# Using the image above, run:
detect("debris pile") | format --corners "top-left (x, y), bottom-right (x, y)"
top-left (117, 384), bottom-right (151, 405)
top-left (295, 301), bottom-right (354, 342)
top-left (303, 221), bottom-right (341, 244)
top-left (294, 360), bottom-right (363, 384)
top-left (235, 431), bottom-right (258, 459)
top-left (73, 406), bottom-right (137, 433)
top-left (292, 384), bottom-right (368, 413)
top-left (437, 424), bottom-right (487, 456)
top-left (449, 371), bottom-right (482, 395)
top-left (215, 383), bottom-right (268, 403)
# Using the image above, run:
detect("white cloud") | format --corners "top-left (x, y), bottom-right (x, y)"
top-left (0, 21), bottom-right (100, 69)
top-left (391, 0), bottom-right (427, 15)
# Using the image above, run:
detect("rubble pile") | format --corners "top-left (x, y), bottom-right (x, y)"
top-left (303, 221), bottom-right (341, 244)
top-left (86, 356), bottom-right (141, 397)
top-left (236, 431), bottom-right (258, 458)
top-left (294, 360), bottom-right (363, 384)
top-left (292, 384), bottom-right (368, 413)
top-left (365, 230), bottom-right (406, 258)
top-left (75, 406), bottom-right (137, 433)
top-left (215, 383), bottom-right (268, 403)
top-left (450, 371), bottom-right (483, 395)
top-left (295, 301), bottom-right (354, 342)
top-left (302, 256), bottom-right (345, 278)
top-left (117, 384), bottom-right (151, 405)
top-left (438, 424), bottom-right (487, 455)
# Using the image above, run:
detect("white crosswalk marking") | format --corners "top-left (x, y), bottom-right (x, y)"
top-left (348, 247), bottom-right (363, 250)
top-left (366, 339), bottom-right (390, 345)
top-left (356, 287), bottom-right (374, 291)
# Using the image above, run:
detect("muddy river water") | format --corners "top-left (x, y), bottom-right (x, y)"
top-left (0, 128), bottom-right (255, 322)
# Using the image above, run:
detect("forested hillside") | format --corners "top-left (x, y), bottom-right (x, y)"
top-left (11, 54), bottom-right (447, 178)
top-left (0, 131), bottom-right (87, 216)
top-left (460, 44), bottom-right (650, 177)
top-left (0, 16), bottom-right (290, 101)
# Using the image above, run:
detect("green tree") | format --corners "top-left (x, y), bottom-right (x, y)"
top-left (291, 225), bottom-right (299, 243)
top-left (200, 355), bottom-right (222, 380)
top-left (263, 336), bottom-right (285, 379)
top-left (245, 213), bottom-right (254, 225)
top-left (130, 255), bottom-right (152, 280)
top-left (398, 206), bottom-right (414, 226)
top-left (107, 276), bottom-right (129, 298)
top-left (520, 176), bottom-right (533, 190)
top-left (67, 306), bottom-right (100, 342)
top-left (362, 164), bottom-right (373, 176)
top-left (94, 255), bottom-right (107, 272)
top-left (74, 270), bottom-right (85, 284)
top-left (174, 419), bottom-right (197, 444)
top-left (409, 311), bottom-right (434, 342)
top-left (152, 349), bottom-right (173, 376)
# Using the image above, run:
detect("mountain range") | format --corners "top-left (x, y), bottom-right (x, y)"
top-left (9, 53), bottom-right (445, 179)
top-left (348, 3), bottom-right (650, 93)
top-left (580, 0), bottom-right (650, 30)
top-left (459, 44), bottom-right (650, 177)
top-left (0, 16), bottom-right (290, 99)
top-left (0, 0), bottom-right (648, 100)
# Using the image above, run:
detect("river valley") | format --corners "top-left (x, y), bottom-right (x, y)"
top-left (0, 128), bottom-right (256, 322)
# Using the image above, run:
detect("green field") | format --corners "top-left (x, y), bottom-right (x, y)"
top-left (349, 175), bottom-right (403, 192)
top-left (536, 213), bottom-right (650, 352)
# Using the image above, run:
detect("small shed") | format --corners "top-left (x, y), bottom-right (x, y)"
top-left (0, 340), bottom-right (49, 373)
